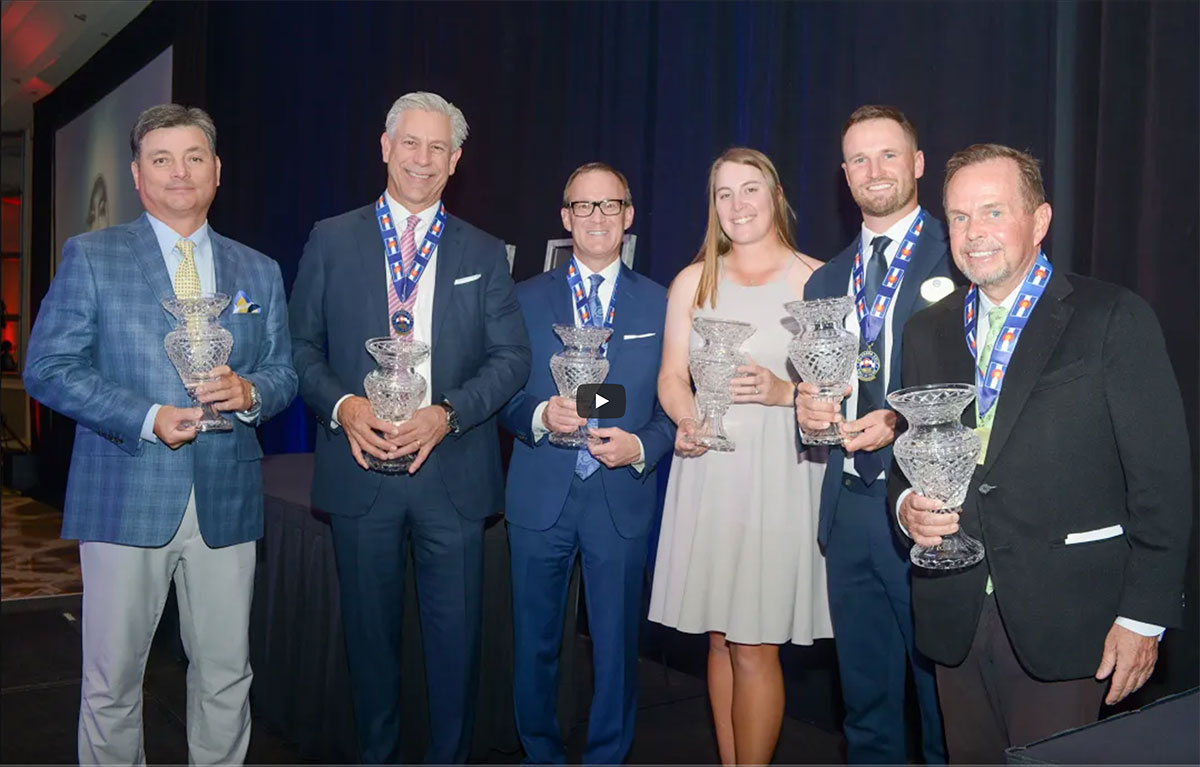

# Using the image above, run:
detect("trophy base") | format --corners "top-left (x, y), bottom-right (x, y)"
top-left (548, 430), bottom-right (588, 448)
top-left (694, 434), bottom-right (735, 452)
top-left (800, 425), bottom-right (842, 446)
top-left (910, 527), bottom-right (985, 570)
top-left (195, 414), bottom-right (234, 433)
top-left (367, 453), bottom-right (415, 474)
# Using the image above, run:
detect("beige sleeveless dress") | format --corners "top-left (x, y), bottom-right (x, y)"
top-left (648, 262), bottom-right (833, 645)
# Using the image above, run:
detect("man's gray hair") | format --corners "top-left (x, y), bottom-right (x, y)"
top-left (384, 92), bottom-right (469, 151)
top-left (130, 104), bottom-right (217, 160)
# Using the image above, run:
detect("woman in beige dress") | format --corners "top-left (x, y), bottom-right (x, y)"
top-left (648, 147), bottom-right (832, 765)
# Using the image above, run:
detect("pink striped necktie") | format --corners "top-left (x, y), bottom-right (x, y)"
top-left (388, 214), bottom-right (421, 336)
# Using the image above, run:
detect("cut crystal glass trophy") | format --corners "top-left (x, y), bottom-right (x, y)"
top-left (688, 317), bottom-right (755, 452)
top-left (548, 324), bottom-right (612, 448)
top-left (888, 383), bottom-right (985, 569)
top-left (163, 293), bottom-right (235, 432)
top-left (363, 337), bottom-right (430, 473)
top-left (784, 296), bottom-right (857, 445)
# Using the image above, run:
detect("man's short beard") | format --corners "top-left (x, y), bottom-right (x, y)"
top-left (855, 183), bottom-right (915, 219)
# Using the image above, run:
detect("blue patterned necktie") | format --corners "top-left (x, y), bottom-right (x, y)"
top-left (854, 235), bottom-right (890, 483)
top-left (575, 273), bottom-right (606, 480)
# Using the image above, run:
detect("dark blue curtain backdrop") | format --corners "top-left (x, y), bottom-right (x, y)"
top-left (29, 0), bottom-right (1198, 708)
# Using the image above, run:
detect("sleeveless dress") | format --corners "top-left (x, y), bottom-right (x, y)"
top-left (648, 263), bottom-right (833, 645)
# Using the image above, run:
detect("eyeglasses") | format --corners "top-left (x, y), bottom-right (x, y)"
top-left (565, 199), bottom-right (628, 217)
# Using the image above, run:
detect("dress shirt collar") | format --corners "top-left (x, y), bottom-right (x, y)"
top-left (860, 204), bottom-right (922, 265)
top-left (571, 253), bottom-right (622, 287)
top-left (383, 191), bottom-right (441, 237)
top-left (146, 212), bottom-right (211, 259)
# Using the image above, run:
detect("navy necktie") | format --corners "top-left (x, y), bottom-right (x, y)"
top-left (854, 235), bottom-right (890, 482)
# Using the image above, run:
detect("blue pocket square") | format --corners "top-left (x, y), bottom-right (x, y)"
top-left (232, 290), bottom-right (261, 314)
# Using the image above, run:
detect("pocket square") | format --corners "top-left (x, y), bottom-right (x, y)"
top-left (623, 332), bottom-right (656, 340)
top-left (1064, 524), bottom-right (1124, 545)
top-left (232, 290), bottom-right (261, 314)
top-left (454, 273), bottom-right (482, 285)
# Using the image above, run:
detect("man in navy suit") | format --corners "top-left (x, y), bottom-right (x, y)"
top-left (289, 91), bottom-right (530, 764)
top-left (25, 105), bottom-right (297, 765)
top-left (796, 105), bottom-right (957, 764)
top-left (500, 163), bottom-right (674, 764)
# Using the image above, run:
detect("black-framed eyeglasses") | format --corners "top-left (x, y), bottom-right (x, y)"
top-left (565, 199), bottom-right (628, 217)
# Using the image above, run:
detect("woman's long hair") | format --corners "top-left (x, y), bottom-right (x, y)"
top-left (690, 147), bottom-right (798, 309)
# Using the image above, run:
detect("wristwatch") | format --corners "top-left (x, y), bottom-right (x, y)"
top-left (245, 382), bottom-right (262, 413)
top-left (436, 399), bottom-right (460, 435)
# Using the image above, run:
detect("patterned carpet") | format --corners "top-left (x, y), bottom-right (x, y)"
top-left (0, 488), bottom-right (81, 601)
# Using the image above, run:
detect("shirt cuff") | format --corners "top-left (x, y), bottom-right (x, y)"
top-left (532, 401), bottom-right (551, 444)
top-left (1115, 617), bottom-right (1166, 640)
top-left (331, 393), bottom-right (354, 431)
top-left (141, 404), bottom-right (162, 443)
top-left (235, 406), bottom-right (261, 425)
top-left (631, 434), bottom-right (646, 474)
top-left (895, 487), bottom-right (914, 538)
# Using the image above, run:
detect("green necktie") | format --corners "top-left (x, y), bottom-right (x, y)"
top-left (974, 305), bottom-right (1009, 430)
top-left (975, 304), bottom-right (1007, 596)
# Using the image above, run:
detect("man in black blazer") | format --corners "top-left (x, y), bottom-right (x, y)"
top-left (289, 91), bottom-right (530, 764)
top-left (797, 106), bottom-right (955, 764)
top-left (893, 143), bottom-right (1191, 764)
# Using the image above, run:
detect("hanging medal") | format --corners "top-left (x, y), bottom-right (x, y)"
top-left (850, 209), bottom-right (926, 381)
top-left (375, 194), bottom-right (448, 335)
top-left (963, 250), bottom-right (1053, 423)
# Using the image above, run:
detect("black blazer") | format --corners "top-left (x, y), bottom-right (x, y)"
top-left (290, 203), bottom-right (531, 520)
top-left (889, 270), bottom-right (1192, 680)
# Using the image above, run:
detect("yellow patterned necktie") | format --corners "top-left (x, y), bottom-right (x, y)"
top-left (174, 239), bottom-right (202, 299)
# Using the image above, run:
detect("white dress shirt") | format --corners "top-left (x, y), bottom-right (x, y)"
top-left (842, 205), bottom-right (922, 480)
top-left (332, 194), bottom-right (440, 426)
top-left (140, 214), bottom-right (257, 441)
top-left (531, 255), bottom-right (645, 472)
top-left (894, 280), bottom-right (1164, 638)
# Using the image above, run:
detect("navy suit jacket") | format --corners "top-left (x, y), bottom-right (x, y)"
top-left (804, 213), bottom-right (958, 547)
top-left (500, 262), bottom-right (674, 539)
top-left (289, 203), bottom-right (531, 520)
top-left (24, 214), bottom-right (297, 547)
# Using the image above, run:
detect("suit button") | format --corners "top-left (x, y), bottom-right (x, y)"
top-left (979, 483), bottom-right (995, 495)
top-left (844, 477), bottom-right (852, 488)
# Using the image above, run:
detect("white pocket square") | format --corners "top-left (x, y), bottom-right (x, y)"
top-left (1064, 524), bottom-right (1124, 545)
top-left (454, 273), bottom-right (482, 285)
top-left (623, 332), bottom-right (656, 340)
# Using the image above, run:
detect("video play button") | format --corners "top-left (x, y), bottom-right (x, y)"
top-left (575, 383), bottom-right (626, 419)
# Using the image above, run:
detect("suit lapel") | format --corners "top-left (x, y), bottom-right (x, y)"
top-left (547, 262), bottom-right (578, 328)
top-left (604, 265), bottom-right (639, 362)
top-left (888, 218), bottom-right (946, 374)
top-left (979, 272), bottom-right (1074, 477)
top-left (431, 215), bottom-right (465, 351)
top-left (211, 231), bottom-right (241, 316)
top-left (128, 214), bottom-right (177, 318)
top-left (357, 206), bottom-right (390, 339)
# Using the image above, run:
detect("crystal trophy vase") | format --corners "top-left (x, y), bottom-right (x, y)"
top-left (784, 296), bottom-right (857, 445)
top-left (548, 324), bottom-right (612, 448)
top-left (163, 293), bottom-right (235, 432)
top-left (363, 337), bottom-right (430, 473)
top-left (888, 383), bottom-right (985, 570)
top-left (688, 317), bottom-right (755, 452)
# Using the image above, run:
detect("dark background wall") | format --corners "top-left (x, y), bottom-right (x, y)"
top-left (30, 0), bottom-right (1198, 715)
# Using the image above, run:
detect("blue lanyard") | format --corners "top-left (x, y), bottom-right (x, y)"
top-left (851, 208), bottom-right (926, 346)
top-left (375, 194), bottom-right (447, 305)
top-left (567, 256), bottom-right (619, 330)
top-left (963, 250), bottom-right (1053, 419)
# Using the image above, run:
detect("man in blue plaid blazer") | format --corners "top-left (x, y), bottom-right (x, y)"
top-left (24, 105), bottom-right (296, 766)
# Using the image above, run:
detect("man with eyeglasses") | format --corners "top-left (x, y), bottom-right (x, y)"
top-left (500, 163), bottom-right (674, 763)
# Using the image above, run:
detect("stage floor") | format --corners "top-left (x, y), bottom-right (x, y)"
top-left (1, 594), bottom-right (845, 764)
top-left (0, 488), bottom-right (81, 601)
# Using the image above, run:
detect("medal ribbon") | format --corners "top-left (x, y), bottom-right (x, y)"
top-left (851, 208), bottom-right (926, 346)
top-left (376, 194), bottom-right (447, 308)
top-left (566, 256), bottom-right (619, 351)
top-left (963, 250), bottom-right (1053, 419)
